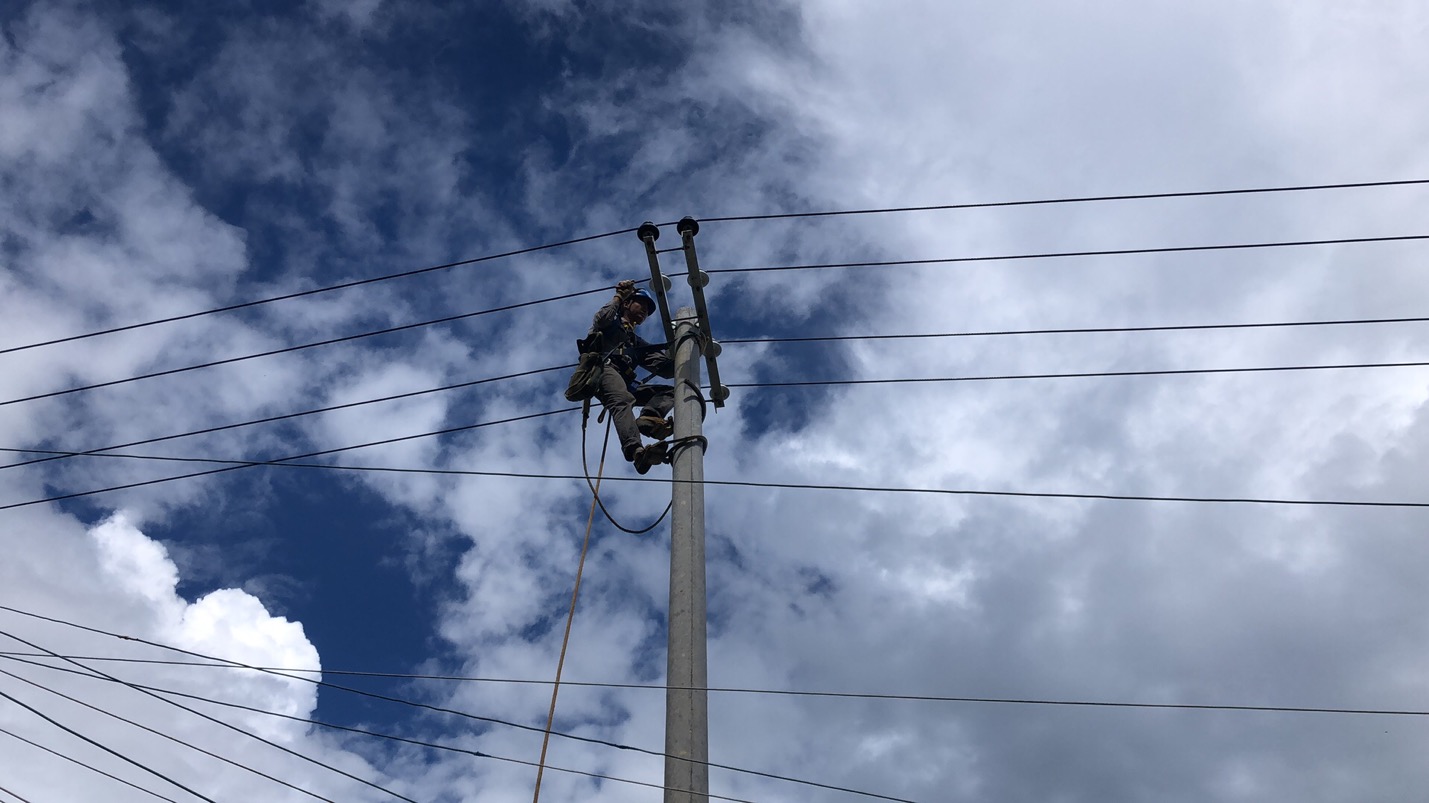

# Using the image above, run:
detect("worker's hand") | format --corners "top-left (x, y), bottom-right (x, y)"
top-left (615, 279), bottom-right (637, 298)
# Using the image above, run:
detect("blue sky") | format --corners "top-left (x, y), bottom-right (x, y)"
top-left (3, 2), bottom-right (1429, 801)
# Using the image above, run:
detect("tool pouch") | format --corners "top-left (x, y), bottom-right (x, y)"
top-left (564, 334), bottom-right (606, 402)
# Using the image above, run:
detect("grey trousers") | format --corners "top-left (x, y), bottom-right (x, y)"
top-left (595, 364), bottom-right (674, 458)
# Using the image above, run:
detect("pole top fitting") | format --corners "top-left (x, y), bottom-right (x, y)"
top-left (637, 221), bottom-right (660, 242)
top-left (676, 216), bottom-right (700, 237)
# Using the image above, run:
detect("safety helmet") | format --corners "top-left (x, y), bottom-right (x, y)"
top-left (631, 289), bottom-right (657, 315)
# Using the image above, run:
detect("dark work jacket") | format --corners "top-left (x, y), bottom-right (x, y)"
top-left (585, 298), bottom-right (673, 384)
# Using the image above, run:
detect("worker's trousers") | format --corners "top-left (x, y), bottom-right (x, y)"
top-left (595, 365), bottom-right (674, 458)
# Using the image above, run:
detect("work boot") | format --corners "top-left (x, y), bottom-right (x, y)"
top-left (633, 441), bottom-right (669, 475)
top-left (637, 413), bottom-right (673, 440)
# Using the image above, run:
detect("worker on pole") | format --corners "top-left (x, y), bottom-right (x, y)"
top-left (572, 279), bottom-right (674, 473)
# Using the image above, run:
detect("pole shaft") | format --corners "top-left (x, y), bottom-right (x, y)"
top-left (665, 308), bottom-right (709, 802)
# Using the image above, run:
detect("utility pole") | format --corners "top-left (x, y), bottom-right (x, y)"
top-left (665, 304), bottom-right (709, 803)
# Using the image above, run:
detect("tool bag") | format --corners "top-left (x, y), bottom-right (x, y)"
top-left (564, 333), bottom-right (607, 402)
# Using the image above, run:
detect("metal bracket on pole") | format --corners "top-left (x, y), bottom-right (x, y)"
top-left (638, 221), bottom-right (678, 348)
top-left (675, 217), bottom-right (728, 409)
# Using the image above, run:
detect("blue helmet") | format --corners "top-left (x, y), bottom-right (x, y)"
top-left (631, 289), bottom-right (657, 315)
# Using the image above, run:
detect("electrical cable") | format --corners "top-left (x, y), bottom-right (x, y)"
top-left (721, 360), bottom-right (1429, 389)
top-left (0, 783), bottom-right (33, 803)
top-left (0, 229), bottom-right (636, 357)
top-left (718, 314), bottom-right (1429, 345)
top-left (0, 608), bottom-right (918, 803)
top-left (0, 363), bottom-right (574, 472)
top-left (10, 233), bottom-right (1425, 410)
top-left (0, 686), bottom-right (216, 803)
top-left (0, 667), bottom-right (335, 803)
top-left (0, 630), bottom-right (415, 803)
top-left (4, 652), bottom-right (1424, 717)
top-left (580, 409), bottom-right (671, 535)
top-left (10, 656), bottom-right (905, 803)
top-left (0, 723), bottom-right (180, 803)
top-left (696, 177), bottom-right (1429, 224)
top-left (5, 438), bottom-right (1426, 509)
top-left (0, 287), bottom-right (606, 408)
top-left (6, 311), bottom-right (1424, 475)
top-left (0, 407), bottom-right (578, 511)
top-left (705, 233), bottom-right (1429, 276)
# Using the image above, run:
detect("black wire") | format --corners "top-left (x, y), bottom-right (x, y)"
top-left (0, 363), bottom-right (574, 472)
top-left (0, 686), bottom-right (216, 803)
top-left (11, 233), bottom-right (1426, 410)
top-left (10, 312), bottom-right (1422, 474)
top-left (0, 724), bottom-right (179, 803)
top-left (0, 228), bottom-right (636, 356)
top-left (718, 314), bottom-right (1429, 344)
top-left (722, 360), bottom-right (1429, 388)
top-left (8, 655), bottom-right (908, 803)
top-left (3, 442), bottom-right (1425, 508)
top-left (0, 407), bottom-right (578, 511)
top-left (697, 178), bottom-right (1429, 223)
top-left (582, 412), bottom-right (672, 535)
top-left (706, 233), bottom-right (1429, 275)
top-left (0, 667), bottom-right (334, 803)
top-left (0, 286), bottom-right (606, 408)
top-left (0, 782), bottom-right (33, 803)
top-left (0, 630), bottom-right (415, 803)
top-left (5, 653), bottom-right (1424, 718)
top-left (0, 609), bottom-right (913, 803)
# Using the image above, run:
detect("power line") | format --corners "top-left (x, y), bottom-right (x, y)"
top-left (0, 723), bottom-right (180, 803)
top-left (0, 610), bottom-right (917, 803)
top-left (0, 229), bottom-right (636, 357)
top-left (3, 437), bottom-right (1425, 509)
top-left (7, 312), bottom-right (1423, 475)
top-left (0, 629), bottom-right (416, 803)
top-left (4, 653), bottom-right (1425, 718)
top-left (0, 685), bottom-right (216, 803)
top-left (0, 363), bottom-right (573, 471)
top-left (0, 407), bottom-right (577, 511)
top-left (0, 783), bottom-right (33, 803)
top-left (706, 233), bottom-right (1429, 275)
top-left (698, 177), bottom-right (1429, 223)
top-left (10, 233), bottom-right (1425, 410)
top-left (723, 360), bottom-right (1429, 389)
top-left (0, 667), bottom-right (335, 803)
top-left (719, 314), bottom-right (1429, 345)
top-left (0, 287), bottom-right (604, 408)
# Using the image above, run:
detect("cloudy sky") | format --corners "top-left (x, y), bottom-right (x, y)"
top-left (2, 1), bottom-right (1428, 801)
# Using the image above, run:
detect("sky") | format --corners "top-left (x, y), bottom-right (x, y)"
top-left (2, 1), bottom-right (1428, 801)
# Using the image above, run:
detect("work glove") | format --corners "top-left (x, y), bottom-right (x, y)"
top-left (615, 279), bottom-right (637, 300)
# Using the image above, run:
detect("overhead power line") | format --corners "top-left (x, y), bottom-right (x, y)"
top-left (7, 652), bottom-right (913, 803)
top-left (706, 233), bottom-right (1429, 275)
top-left (4, 428), bottom-right (1426, 509)
top-left (5, 653), bottom-right (1426, 719)
top-left (0, 629), bottom-right (415, 803)
top-left (699, 177), bottom-right (1429, 223)
top-left (0, 666), bottom-right (336, 803)
top-left (0, 685), bottom-right (216, 803)
top-left (720, 314), bottom-right (1429, 345)
top-left (0, 363), bottom-right (574, 472)
top-left (0, 724), bottom-right (178, 803)
top-left (7, 312), bottom-right (1424, 475)
top-left (8, 232), bottom-right (1426, 410)
top-left (0, 407), bottom-right (577, 511)
top-left (0, 229), bottom-right (636, 357)
top-left (0, 287), bottom-right (605, 408)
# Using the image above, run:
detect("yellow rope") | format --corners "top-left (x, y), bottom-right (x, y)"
top-left (532, 412), bottom-right (610, 803)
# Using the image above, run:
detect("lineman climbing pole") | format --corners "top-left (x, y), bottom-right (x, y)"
top-left (638, 218), bottom-right (728, 803)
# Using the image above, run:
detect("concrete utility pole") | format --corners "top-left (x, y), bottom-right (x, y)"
top-left (665, 305), bottom-right (709, 803)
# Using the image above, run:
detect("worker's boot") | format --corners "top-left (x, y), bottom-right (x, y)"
top-left (636, 413), bottom-right (673, 441)
top-left (633, 441), bottom-right (669, 474)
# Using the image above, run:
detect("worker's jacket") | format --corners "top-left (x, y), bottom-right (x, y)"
top-left (583, 298), bottom-right (673, 385)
